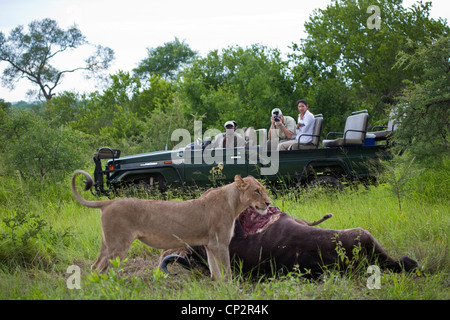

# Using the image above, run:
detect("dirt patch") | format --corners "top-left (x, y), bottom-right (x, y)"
top-left (122, 257), bottom-right (159, 276)
top-left (122, 256), bottom-right (202, 277)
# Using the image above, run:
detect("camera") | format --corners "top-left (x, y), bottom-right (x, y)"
top-left (273, 111), bottom-right (281, 123)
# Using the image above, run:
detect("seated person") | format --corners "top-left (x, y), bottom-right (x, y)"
top-left (210, 120), bottom-right (245, 149)
top-left (267, 108), bottom-right (296, 149)
top-left (278, 99), bottom-right (315, 151)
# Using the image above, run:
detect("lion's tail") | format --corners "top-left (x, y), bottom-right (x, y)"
top-left (71, 170), bottom-right (108, 209)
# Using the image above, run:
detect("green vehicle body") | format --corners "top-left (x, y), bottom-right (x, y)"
top-left (92, 141), bottom-right (390, 196)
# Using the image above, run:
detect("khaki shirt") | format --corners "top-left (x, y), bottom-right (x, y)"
top-left (272, 115), bottom-right (296, 140)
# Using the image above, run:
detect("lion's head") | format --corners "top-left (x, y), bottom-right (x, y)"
top-left (235, 175), bottom-right (271, 215)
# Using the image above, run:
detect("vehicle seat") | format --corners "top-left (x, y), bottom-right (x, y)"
top-left (323, 110), bottom-right (369, 147)
top-left (367, 110), bottom-right (397, 141)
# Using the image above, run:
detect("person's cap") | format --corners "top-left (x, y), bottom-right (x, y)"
top-left (224, 120), bottom-right (236, 128)
top-left (271, 108), bottom-right (282, 115)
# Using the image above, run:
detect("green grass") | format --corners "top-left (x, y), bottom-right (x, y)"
top-left (0, 163), bottom-right (449, 300)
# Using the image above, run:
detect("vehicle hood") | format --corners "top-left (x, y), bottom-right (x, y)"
top-left (108, 149), bottom-right (177, 165)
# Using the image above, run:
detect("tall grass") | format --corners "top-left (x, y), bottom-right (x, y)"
top-left (0, 161), bottom-right (448, 300)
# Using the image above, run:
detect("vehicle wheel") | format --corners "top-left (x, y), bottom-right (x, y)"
top-left (309, 175), bottom-right (343, 191)
top-left (145, 174), bottom-right (167, 193)
top-left (128, 174), bottom-right (167, 196)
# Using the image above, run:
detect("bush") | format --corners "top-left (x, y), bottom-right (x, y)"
top-left (0, 206), bottom-right (73, 271)
top-left (2, 109), bottom-right (91, 183)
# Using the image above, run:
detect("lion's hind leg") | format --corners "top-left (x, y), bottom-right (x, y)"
top-left (92, 234), bottom-right (135, 272)
top-left (91, 240), bottom-right (108, 271)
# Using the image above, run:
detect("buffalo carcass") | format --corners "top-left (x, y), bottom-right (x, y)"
top-left (160, 206), bottom-right (418, 278)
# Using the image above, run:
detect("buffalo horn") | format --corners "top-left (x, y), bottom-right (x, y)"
top-left (159, 254), bottom-right (192, 275)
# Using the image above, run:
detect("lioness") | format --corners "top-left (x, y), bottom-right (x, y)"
top-left (71, 170), bottom-right (271, 280)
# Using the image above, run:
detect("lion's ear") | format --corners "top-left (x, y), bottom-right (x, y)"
top-left (235, 175), bottom-right (248, 190)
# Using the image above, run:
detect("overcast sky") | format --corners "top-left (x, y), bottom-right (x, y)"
top-left (0, 0), bottom-right (448, 102)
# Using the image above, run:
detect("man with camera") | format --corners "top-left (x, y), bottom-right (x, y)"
top-left (267, 108), bottom-right (296, 149)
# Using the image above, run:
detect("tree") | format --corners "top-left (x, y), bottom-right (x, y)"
top-left (0, 99), bottom-right (11, 129)
top-left (393, 34), bottom-right (449, 165)
top-left (72, 71), bottom-right (144, 142)
top-left (44, 91), bottom-right (82, 126)
top-left (133, 37), bottom-right (197, 80)
top-left (292, 0), bottom-right (448, 121)
top-left (133, 74), bottom-right (175, 114)
top-left (178, 44), bottom-right (295, 129)
top-left (290, 60), bottom-right (357, 136)
top-left (0, 18), bottom-right (114, 101)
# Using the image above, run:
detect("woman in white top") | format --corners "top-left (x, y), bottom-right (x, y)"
top-left (278, 99), bottom-right (315, 150)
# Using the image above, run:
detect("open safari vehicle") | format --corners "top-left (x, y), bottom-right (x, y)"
top-left (92, 110), bottom-right (394, 195)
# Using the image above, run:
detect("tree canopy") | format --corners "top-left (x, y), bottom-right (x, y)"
top-left (292, 0), bottom-right (448, 122)
top-left (133, 37), bottom-right (197, 80)
top-left (178, 44), bottom-right (295, 130)
top-left (393, 34), bottom-right (449, 165)
top-left (0, 18), bottom-right (114, 101)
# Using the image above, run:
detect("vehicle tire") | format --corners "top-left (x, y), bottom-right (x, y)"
top-left (145, 174), bottom-right (167, 193)
top-left (309, 175), bottom-right (343, 191)
top-left (128, 174), bottom-right (167, 196)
